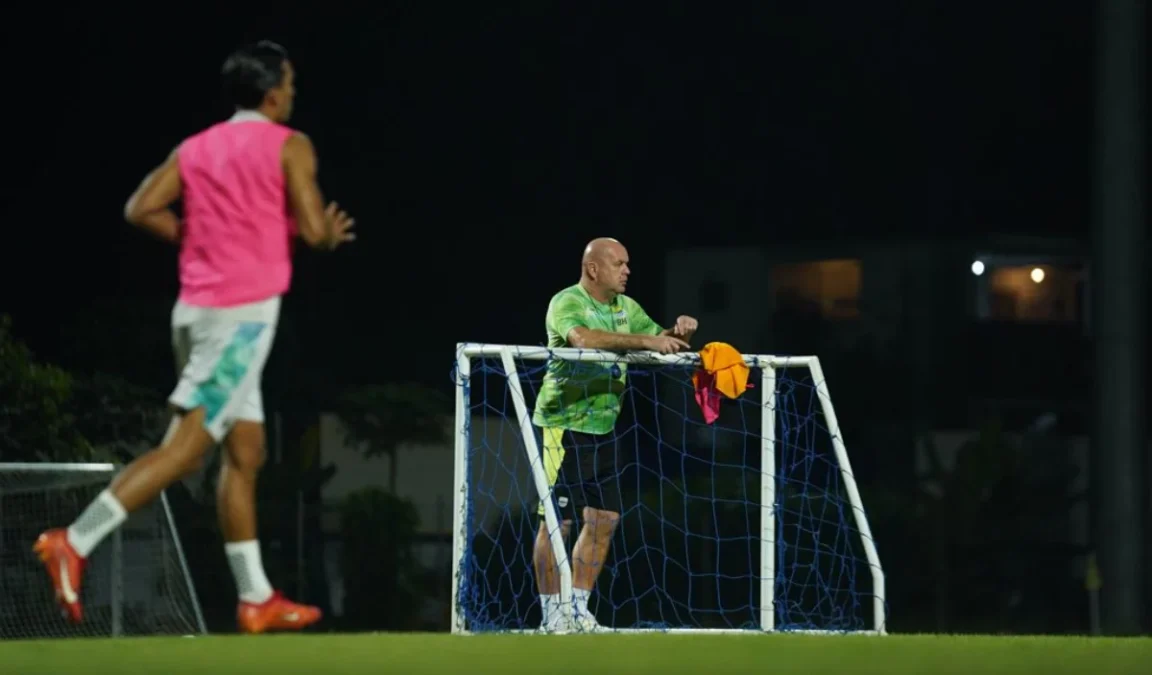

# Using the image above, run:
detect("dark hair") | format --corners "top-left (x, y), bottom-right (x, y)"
top-left (221, 41), bottom-right (289, 110)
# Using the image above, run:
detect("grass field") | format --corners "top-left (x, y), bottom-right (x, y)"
top-left (2, 632), bottom-right (1150, 674)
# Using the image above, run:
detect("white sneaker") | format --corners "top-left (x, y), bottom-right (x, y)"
top-left (572, 611), bottom-right (606, 633)
top-left (541, 613), bottom-right (575, 634)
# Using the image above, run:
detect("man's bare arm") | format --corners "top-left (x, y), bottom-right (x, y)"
top-left (124, 150), bottom-right (182, 244)
top-left (568, 327), bottom-right (652, 351)
top-left (282, 132), bottom-right (337, 249)
top-left (568, 327), bottom-right (689, 353)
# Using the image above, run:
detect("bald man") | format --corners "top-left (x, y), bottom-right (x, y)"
top-left (529, 238), bottom-right (698, 632)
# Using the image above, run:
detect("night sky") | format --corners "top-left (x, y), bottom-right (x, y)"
top-left (3, 3), bottom-right (1094, 398)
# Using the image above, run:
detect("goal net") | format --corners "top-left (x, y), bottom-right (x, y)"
top-left (0, 463), bottom-right (206, 638)
top-left (450, 344), bottom-right (886, 635)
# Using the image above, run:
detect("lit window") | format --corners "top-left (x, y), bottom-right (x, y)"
top-left (984, 264), bottom-right (1081, 322)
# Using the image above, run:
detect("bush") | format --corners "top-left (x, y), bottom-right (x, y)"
top-left (339, 487), bottom-right (423, 630)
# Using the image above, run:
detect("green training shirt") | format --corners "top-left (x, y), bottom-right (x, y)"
top-left (531, 284), bottom-right (663, 435)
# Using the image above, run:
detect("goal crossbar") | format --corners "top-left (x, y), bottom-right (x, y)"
top-left (451, 343), bottom-right (887, 635)
top-left (458, 343), bottom-right (815, 368)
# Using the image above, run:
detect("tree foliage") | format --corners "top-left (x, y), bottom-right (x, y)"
top-left (0, 315), bottom-right (163, 463)
top-left (69, 371), bottom-right (170, 460)
top-left (334, 382), bottom-right (450, 491)
top-left (0, 315), bottom-right (92, 461)
top-left (339, 486), bottom-right (424, 630)
top-left (886, 420), bottom-right (1085, 632)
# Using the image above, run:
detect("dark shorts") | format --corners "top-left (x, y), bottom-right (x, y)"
top-left (536, 427), bottom-right (625, 521)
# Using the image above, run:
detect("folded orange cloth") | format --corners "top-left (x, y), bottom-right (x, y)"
top-left (691, 342), bottom-right (750, 424)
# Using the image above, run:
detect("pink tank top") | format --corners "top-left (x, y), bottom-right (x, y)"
top-left (176, 113), bottom-right (296, 307)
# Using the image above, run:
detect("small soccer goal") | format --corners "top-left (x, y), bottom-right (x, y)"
top-left (0, 463), bottom-right (207, 639)
top-left (450, 343), bottom-right (887, 635)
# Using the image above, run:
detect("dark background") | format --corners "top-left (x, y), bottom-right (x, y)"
top-left (1, 1), bottom-right (1146, 638)
top-left (3, 2), bottom-right (1096, 386)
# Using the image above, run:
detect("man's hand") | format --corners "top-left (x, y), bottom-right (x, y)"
top-left (672, 315), bottom-right (698, 337)
top-left (283, 133), bottom-right (355, 251)
top-left (645, 334), bottom-right (691, 354)
top-left (662, 315), bottom-right (699, 341)
top-left (324, 202), bottom-right (356, 249)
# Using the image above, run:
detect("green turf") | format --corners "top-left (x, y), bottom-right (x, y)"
top-left (1, 633), bottom-right (1149, 674)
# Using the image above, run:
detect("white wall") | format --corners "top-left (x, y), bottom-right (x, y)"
top-left (318, 412), bottom-right (531, 536)
top-left (319, 413), bottom-right (453, 534)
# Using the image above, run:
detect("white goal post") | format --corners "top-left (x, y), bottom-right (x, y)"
top-left (0, 462), bottom-right (207, 638)
top-left (450, 343), bottom-right (887, 635)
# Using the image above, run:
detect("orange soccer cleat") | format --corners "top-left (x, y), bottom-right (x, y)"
top-left (237, 591), bottom-right (322, 634)
top-left (32, 529), bottom-right (87, 624)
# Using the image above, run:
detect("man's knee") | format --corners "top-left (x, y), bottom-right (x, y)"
top-left (583, 507), bottom-right (620, 531)
top-left (585, 506), bottom-right (622, 534)
top-left (224, 445), bottom-right (265, 476)
top-left (223, 420), bottom-right (266, 476)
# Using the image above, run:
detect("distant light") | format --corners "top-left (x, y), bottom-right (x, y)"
top-left (970, 261), bottom-right (985, 276)
top-left (1031, 267), bottom-right (1045, 283)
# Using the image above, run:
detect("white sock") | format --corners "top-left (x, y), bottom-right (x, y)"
top-left (66, 490), bottom-right (127, 558)
top-left (225, 540), bottom-right (274, 604)
top-left (541, 593), bottom-right (560, 624)
top-left (573, 588), bottom-right (591, 615)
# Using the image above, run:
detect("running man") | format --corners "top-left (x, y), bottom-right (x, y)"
top-left (531, 237), bottom-right (698, 632)
top-left (33, 41), bottom-right (353, 634)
